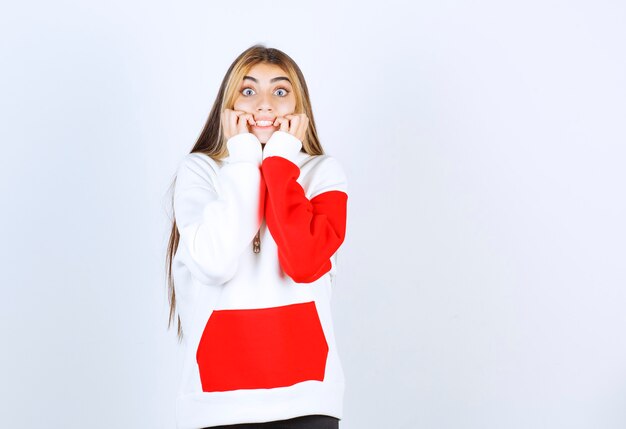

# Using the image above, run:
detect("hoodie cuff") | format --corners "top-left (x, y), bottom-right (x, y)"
top-left (226, 133), bottom-right (262, 165)
top-left (262, 131), bottom-right (303, 164)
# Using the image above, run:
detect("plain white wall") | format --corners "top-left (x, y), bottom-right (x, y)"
top-left (1, 1), bottom-right (625, 428)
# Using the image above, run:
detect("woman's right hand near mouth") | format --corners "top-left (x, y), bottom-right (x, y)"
top-left (221, 108), bottom-right (256, 140)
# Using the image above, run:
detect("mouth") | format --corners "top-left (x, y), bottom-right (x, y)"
top-left (253, 120), bottom-right (276, 129)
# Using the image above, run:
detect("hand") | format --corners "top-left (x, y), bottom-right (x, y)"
top-left (221, 109), bottom-right (256, 140)
top-left (273, 113), bottom-right (309, 142)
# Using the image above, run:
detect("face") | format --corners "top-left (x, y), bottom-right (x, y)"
top-left (233, 63), bottom-right (297, 144)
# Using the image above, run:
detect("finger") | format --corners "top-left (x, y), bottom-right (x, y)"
top-left (226, 109), bottom-right (245, 139)
top-left (237, 113), bottom-right (254, 134)
top-left (235, 112), bottom-right (254, 126)
top-left (229, 110), bottom-right (241, 137)
top-left (274, 116), bottom-right (289, 132)
top-left (236, 112), bottom-right (247, 134)
top-left (296, 116), bottom-right (308, 141)
top-left (288, 114), bottom-right (308, 141)
top-left (285, 113), bottom-right (306, 131)
top-left (287, 115), bottom-right (300, 135)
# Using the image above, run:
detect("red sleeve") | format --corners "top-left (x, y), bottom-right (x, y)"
top-left (261, 156), bottom-right (348, 283)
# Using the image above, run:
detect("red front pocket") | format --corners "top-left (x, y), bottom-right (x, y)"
top-left (196, 301), bottom-right (329, 392)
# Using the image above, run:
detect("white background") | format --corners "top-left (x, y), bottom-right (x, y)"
top-left (1, 1), bottom-right (625, 428)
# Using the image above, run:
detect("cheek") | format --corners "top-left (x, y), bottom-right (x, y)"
top-left (233, 97), bottom-right (251, 111)
top-left (278, 99), bottom-right (297, 115)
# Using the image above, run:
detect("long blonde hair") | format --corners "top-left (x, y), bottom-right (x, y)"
top-left (165, 44), bottom-right (326, 341)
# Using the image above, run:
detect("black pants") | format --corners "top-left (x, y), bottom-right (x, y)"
top-left (203, 414), bottom-right (339, 429)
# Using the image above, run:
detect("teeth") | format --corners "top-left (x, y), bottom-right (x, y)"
top-left (255, 120), bottom-right (273, 126)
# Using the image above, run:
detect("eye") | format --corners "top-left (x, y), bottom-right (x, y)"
top-left (242, 87), bottom-right (255, 96)
top-left (241, 86), bottom-right (290, 97)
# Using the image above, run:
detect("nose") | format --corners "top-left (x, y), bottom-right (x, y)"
top-left (256, 92), bottom-right (274, 112)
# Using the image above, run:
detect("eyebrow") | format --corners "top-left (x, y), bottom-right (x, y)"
top-left (243, 75), bottom-right (291, 84)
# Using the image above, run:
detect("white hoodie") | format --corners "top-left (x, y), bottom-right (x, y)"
top-left (171, 130), bottom-right (349, 428)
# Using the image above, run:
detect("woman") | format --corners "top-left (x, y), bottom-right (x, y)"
top-left (165, 44), bottom-right (349, 429)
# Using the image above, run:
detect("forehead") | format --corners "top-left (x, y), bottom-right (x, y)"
top-left (243, 63), bottom-right (291, 84)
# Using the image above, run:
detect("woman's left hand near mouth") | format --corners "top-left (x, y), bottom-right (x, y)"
top-left (273, 113), bottom-right (309, 142)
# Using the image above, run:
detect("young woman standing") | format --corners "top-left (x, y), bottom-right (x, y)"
top-left (165, 44), bottom-right (349, 429)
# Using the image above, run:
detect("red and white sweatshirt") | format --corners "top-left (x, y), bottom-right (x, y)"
top-left (171, 130), bottom-right (348, 428)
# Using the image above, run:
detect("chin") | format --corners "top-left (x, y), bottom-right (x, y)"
top-left (253, 130), bottom-right (274, 144)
